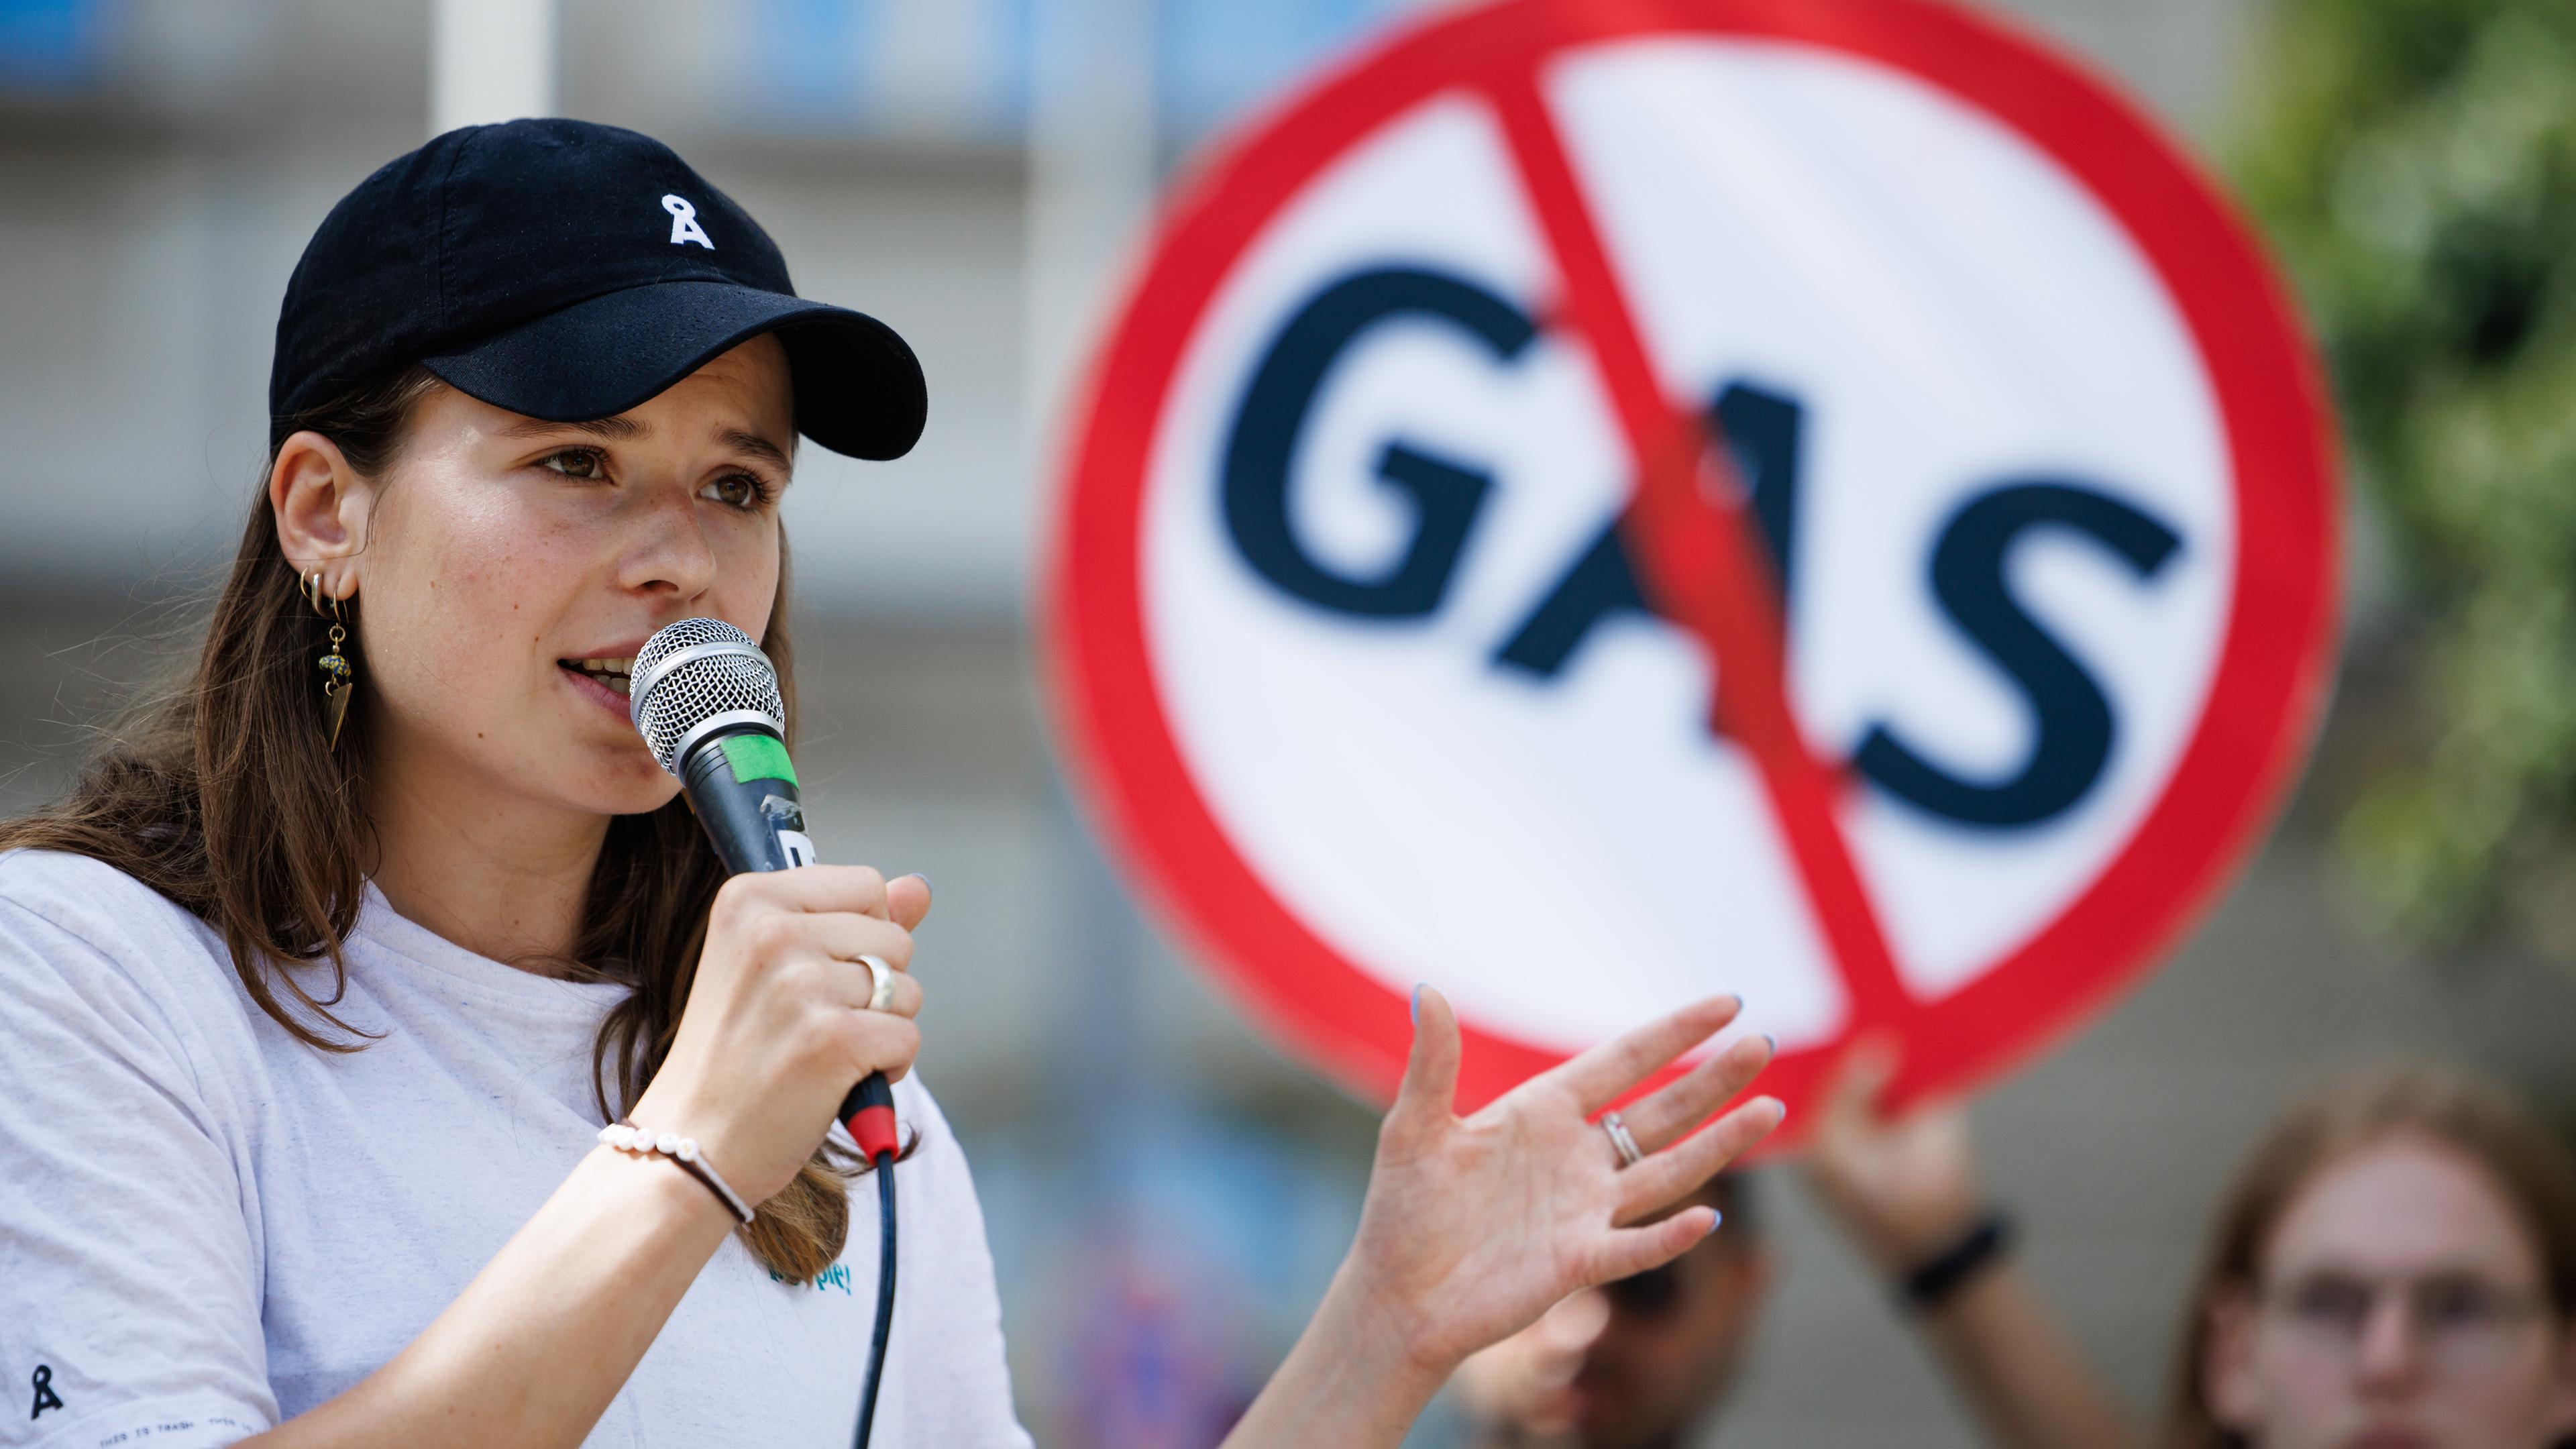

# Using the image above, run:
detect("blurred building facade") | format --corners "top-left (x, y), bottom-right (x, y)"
top-left (3, 2), bottom-right (2573, 1446)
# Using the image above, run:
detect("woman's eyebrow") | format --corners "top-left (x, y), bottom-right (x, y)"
top-left (719, 428), bottom-right (794, 473)
top-left (499, 414), bottom-right (647, 441)
top-left (494, 414), bottom-right (787, 472)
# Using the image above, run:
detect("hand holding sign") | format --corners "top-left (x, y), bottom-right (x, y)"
top-left (1801, 1039), bottom-right (1983, 1275)
top-left (1046, 0), bottom-right (2338, 1137)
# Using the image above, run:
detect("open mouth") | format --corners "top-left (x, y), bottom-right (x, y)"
top-left (559, 656), bottom-right (635, 698)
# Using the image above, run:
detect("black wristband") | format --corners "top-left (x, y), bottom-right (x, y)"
top-left (1899, 1211), bottom-right (2012, 1311)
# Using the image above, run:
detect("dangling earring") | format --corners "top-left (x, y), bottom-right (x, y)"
top-left (306, 570), bottom-right (354, 750)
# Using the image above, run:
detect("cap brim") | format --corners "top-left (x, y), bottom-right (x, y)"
top-left (420, 279), bottom-right (926, 461)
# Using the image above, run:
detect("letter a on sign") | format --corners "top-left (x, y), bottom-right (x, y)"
top-left (1042, 0), bottom-right (2340, 1141)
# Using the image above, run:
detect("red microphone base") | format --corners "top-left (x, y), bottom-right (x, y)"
top-left (849, 1104), bottom-right (899, 1162)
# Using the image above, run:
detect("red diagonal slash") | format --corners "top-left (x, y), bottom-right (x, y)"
top-left (1482, 66), bottom-right (1915, 1033)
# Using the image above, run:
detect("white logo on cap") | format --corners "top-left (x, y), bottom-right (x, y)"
top-left (661, 194), bottom-right (714, 250)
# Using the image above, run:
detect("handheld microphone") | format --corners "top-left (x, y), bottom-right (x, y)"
top-left (628, 617), bottom-right (900, 1162)
top-left (631, 617), bottom-right (903, 1449)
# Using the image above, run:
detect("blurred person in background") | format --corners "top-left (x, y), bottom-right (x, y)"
top-left (1449, 1042), bottom-right (2131, 1449)
top-left (1446, 1174), bottom-right (1772, 1449)
top-left (1458, 1057), bottom-right (2576, 1449)
top-left (0, 117), bottom-right (1790, 1449)
top-left (2164, 1067), bottom-right (2576, 1449)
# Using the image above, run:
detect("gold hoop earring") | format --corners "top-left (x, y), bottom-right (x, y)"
top-left (307, 570), bottom-right (354, 750)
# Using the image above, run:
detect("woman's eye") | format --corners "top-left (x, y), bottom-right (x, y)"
top-left (539, 448), bottom-right (607, 480)
top-left (702, 473), bottom-right (771, 510)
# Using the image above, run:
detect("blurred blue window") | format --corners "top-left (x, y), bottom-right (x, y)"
top-left (732, 0), bottom-right (1416, 147)
top-left (740, 0), bottom-right (1030, 138)
top-left (0, 0), bottom-right (107, 90)
top-left (1158, 0), bottom-right (1405, 144)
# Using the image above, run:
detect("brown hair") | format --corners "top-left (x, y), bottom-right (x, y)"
top-left (0, 366), bottom-right (861, 1283)
top-left (2161, 1065), bottom-right (2576, 1449)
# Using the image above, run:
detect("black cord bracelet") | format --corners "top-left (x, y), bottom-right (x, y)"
top-left (1900, 1210), bottom-right (2013, 1311)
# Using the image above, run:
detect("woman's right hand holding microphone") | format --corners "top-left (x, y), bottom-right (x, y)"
top-left (251, 869), bottom-right (934, 1446)
top-left (627, 865), bottom-right (931, 1208)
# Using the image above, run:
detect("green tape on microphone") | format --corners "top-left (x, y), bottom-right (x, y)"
top-left (721, 732), bottom-right (798, 787)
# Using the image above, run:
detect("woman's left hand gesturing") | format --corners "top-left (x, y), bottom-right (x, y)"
top-left (1224, 987), bottom-right (1782, 1449)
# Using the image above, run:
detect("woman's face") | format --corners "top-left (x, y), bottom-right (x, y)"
top-left (315, 336), bottom-right (795, 823)
top-left (2208, 1136), bottom-right (2576, 1449)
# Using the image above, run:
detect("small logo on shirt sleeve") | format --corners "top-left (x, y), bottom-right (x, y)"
top-left (30, 1363), bottom-right (63, 1419)
top-left (661, 194), bottom-right (715, 250)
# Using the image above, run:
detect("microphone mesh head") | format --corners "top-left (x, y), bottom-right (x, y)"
top-left (629, 618), bottom-right (785, 775)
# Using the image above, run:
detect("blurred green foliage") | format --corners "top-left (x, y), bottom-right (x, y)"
top-left (2238, 0), bottom-right (2576, 965)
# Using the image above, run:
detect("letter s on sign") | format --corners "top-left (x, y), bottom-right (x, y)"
top-left (1222, 267), bottom-right (1536, 619)
top-left (1856, 480), bottom-right (2184, 828)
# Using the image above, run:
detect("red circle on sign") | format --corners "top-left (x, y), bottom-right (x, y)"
top-left (1040, 0), bottom-right (2339, 1135)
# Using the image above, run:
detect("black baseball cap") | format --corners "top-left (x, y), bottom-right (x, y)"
top-left (270, 118), bottom-right (925, 461)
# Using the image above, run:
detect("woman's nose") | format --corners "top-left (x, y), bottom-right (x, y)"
top-left (619, 488), bottom-right (719, 599)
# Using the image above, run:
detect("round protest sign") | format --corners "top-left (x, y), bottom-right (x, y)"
top-left (1042, 0), bottom-right (2339, 1134)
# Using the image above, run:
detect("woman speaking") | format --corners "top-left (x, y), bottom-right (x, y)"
top-left (0, 119), bottom-right (1780, 1449)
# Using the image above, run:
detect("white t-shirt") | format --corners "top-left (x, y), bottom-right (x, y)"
top-left (0, 849), bottom-right (1032, 1448)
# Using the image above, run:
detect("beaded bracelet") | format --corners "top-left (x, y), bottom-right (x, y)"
top-left (598, 1121), bottom-right (755, 1226)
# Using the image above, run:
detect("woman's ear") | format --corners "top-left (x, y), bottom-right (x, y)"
top-left (2203, 1287), bottom-right (2266, 1432)
top-left (270, 429), bottom-right (377, 597)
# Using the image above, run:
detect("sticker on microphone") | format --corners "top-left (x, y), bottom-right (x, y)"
top-left (757, 792), bottom-right (818, 869)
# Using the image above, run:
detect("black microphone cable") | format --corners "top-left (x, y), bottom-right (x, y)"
top-left (845, 1075), bottom-right (900, 1449)
top-left (854, 1153), bottom-right (898, 1449)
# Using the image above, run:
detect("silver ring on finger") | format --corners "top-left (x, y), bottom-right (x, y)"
top-left (1601, 1110), bottom-right (1646, 1169)
top-left (857, 953), bottom-right (900, 1014)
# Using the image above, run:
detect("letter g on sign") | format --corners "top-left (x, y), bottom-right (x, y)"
top-left (1222, 266), bottom-right (1536, 621)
